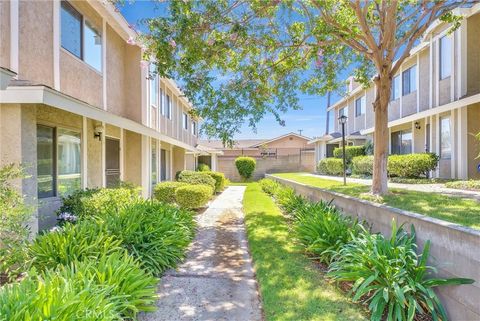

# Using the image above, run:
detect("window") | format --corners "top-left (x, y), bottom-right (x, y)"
top-left (37, 125), bottom-right (81, 198)
top-left (355, 96), bottom-right (366, 116)
top-left (183, 113), bottom-right (188, 130)
top-left (192, 121), bottom-right (197, 136)
top-left (440, 116), bottom-right (451, 159)
top-left (339, 107), bottom-right (346, 118)
top-left (150, 65), bottom-right (158, 107)
top-left (61, 1), bottom-right (102, 71)
top-left (326, 110), bottom-right (335, 134)
top-left (439, 35), bottom-right (452, 80)
top-left (391, 75), bottom-right (400, 101)
top-left (160, 88), bottom-right (165, 115)
top-left (165, 94), bottom-right (172, 119)
top-left (151, 141), bottom-right (158, 189)
top-left (391, 130), bottom-right (412, 155)
top-left (402, 65), bottom-right (416, 96)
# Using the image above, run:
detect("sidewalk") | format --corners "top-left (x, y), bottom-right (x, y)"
top-left (305, 173), bottom-right (480, 201)
top-left (141, 186), bottom-right (263, 321)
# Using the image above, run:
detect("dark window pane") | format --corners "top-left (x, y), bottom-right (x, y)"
top-left (160, 149), bottom-right (167, 181)
top-left (391, 131), bottom-right (400, 155)
top-left (61, 1), bottom-right (82, 58)
top-left (37, 125), bottom-right (55, 198)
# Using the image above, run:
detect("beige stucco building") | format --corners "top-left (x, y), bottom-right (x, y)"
top-left (0, 0), bottom-right (215, 232)
top-left (310, 4), bottom-right (480, 180)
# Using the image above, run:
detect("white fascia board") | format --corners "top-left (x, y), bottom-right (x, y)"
top-left (0, 68), bottom-right (16, 90)
top-left (360, 93), bottom-right (480, 135)
top-left (0, 86), bottom-right (198, 152)
top-left (88, 0), bottom-right (137, 42)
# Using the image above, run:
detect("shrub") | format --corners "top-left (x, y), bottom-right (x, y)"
top-left (197, 163), bottom-right (210, 172)
top-left (101, 200), bottom-right (195, 274)
top-left (29, 221), bottom-right (123, 271)
top-left (0, 164), bottom-right (33, 283)
top-left (56, 188), bottom-right (100, 219)
top-left (259, 178), bottom-right (281, 196)
top-left (175, 184), bottom-right (213, 209)
top-left (80, 187), bottom-right (142, 218)
top-left (177, 170), bottom-right (216, 189)
top-left (445, 180), bottom-right (480, 191)
top-left (153, 181), bottom-right (188, 203)
top-left (333, 145), bottom-right (365, 163)
top-left (294, 201), bottom-right (361, 263)
top-left (351, 155), bottom-right (374, 176)
top-left (328, 222), bottom-right (473, 321)
top-left (364, 140), bottom-right (374, 155)
top-left (317, 158), bottom-right (344, 176)
top-left (235, 156), bottom-right (256, 180)
top-left (388, 153), bottom-right (439, 178)
top-left (204, 171), bottom-right (226, 193)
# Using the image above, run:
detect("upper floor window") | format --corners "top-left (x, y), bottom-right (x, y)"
top-left (165, 94), bottom-right (172, 119)
top-left (391, 75), bottom-right (400, 101)
top-left (150, 65), bottom-right (158, 107)
top-left (192, 121), bottom-right (197, 136)
top-left (391, 129), bottom-right (412, 155)
top-left (61, 1), bottom-right (102, 72)
top-left (355, 96), bottom-right (365, 116)
top-left (439, 35), bottom-right (452, 80)
top-left (440, 116), bottom-right (451, 159)
top-left (183, 113), bottom-right (188, 130)
top-left (402, 65), bottom-right (416, 96)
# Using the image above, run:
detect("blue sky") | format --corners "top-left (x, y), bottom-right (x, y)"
top-left (120, 1), bottom-right (332, 140)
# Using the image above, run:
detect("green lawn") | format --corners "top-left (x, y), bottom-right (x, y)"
top-left (243, 183), bottom-right (367, 321)
top-left (271, 173), bottom-right (480, 230)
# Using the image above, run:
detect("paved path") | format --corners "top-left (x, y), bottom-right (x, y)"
top-left (141, 186), bottom-right (263, 321)
top-left (305, 173), bottom-right (480, 201)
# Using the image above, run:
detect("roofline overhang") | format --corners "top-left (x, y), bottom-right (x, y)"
top-left (0, 68), bottom-right (16, 90)
top-left (0, 85), bottom-right (197, 152)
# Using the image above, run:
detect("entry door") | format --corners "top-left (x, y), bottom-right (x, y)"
top-left (160, 148), bottom-right (167, 181)
top-left (425, 124), bottom-right (430, 152)
top-left (105, 138), bottom-right (120, 187)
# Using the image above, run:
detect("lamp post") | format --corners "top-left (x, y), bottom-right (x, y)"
top-left (338, 115), bottom-right (348, 185)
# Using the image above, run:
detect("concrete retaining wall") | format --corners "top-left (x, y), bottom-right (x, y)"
top-left (266, 175), bottom-right (480, 321)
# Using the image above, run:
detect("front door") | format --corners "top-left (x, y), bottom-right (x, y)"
top-left (105, 138), bottom-right (120, 187)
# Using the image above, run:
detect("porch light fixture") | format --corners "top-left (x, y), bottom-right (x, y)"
top-left (338, 115), bottom-right (348, 186)
top-left (415, 121), bottom-right (421, 130)
top-left (94, 124), bottom-right (104, 141)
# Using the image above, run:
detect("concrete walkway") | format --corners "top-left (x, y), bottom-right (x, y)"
top-left (141, 186), bottom-right (263, 321)
top-left (305, 173), bottom-right (480, 201)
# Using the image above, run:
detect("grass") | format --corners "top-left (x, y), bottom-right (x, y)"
top-left (243, 183), bottom-right (367, 321)
top-left (272, 173), bottom-right (480, 230)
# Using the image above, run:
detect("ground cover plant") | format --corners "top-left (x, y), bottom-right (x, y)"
top-left (445, 180), bottom-right (480, 191)
top-left (259, 179), bottom-right (474, 321)
top-left (272, 173), bottom-right (480, 230)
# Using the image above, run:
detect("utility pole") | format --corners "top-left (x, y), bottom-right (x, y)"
top-left (298, 129), bottom-right (303, 136)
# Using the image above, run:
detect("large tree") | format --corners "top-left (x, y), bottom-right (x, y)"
top-left (141, 0), bottom-right (470, 195)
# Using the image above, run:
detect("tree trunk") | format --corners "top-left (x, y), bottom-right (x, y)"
top-left (371, 76), bottom-right (391, 195)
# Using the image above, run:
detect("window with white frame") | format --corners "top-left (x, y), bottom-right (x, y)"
top-left (150, 65), bottom-right (158, 107)
top-left (151, 140), bottom-right (158, 190)
top-left (440, 116), bottom-right (451, 159)
top-left (192, 121), bottom-right (197, 136)
top-left (165, 94), bottom-right (172, 119)
top-left (355, 96), bottom-right (366, 116)
top-left (183, 112), bottom-right (188, 130)
top-left (402, 65), bottom-right (416, 96)
top-left (391, 129), bottom-right (412, 155)
top-left (160, 88), bottom-right (165, 115)
top-left (61, 1), bottom-right (102, 72)
top-left (391, 75), bottom-right (400, 101)
top-left (339, 106), bottom-right (346, 118)
top-left (439, 35), bottom-right (452, 80)
top-left (37, 125), bottom-right (81, 198)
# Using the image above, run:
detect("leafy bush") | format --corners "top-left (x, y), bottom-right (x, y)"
top-left (317, 158), bottom-right (344, 176)
top-left (333, 145), bottom-right (365, 163)
top-left (388, 153), bottom-right (439, 178)
top-left (273, 185), bottom-right (308, 216)
top-left (197, 163), bottom-right (210, 172)
top-left (259, 178), bottom-right (281, 196)
top-left (80, 187), bottom-right (142, 218)
top-left (329, 222), bottom-right (473, 321)
top-left (29, 221), bottom-right (123, 271)
top-left (204, 171), bottom-right (226, 193)
top-left (351, 155), bottom-right (374, 176)
top-left (56, 188), bottom-right (100, 218)
top-left (364, 140), bottom-right (374, 155)
top-left (0, 164), bottom-right (33, 283)
top-left (153, 181), bottom-right (188, 203)
top-left (177, 170), bottom-right (216, 189)
top-left (235, 156), bottom-right (256, 180)
top-left (101, 200), bottom-right (195, 274)
top-left (175, 184), bottom-right (213, 209)
top-left (294, 200), bottom-right (361, 263)
top-left (445, 180), bottom-right (480, 191)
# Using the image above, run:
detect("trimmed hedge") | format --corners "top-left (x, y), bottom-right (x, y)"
top-left (204, 171), bottom-right (226, 193)
top-left (153, 181), bottom-right (188, 203)
top-left (388, 153), bottom-right (439, 178)
top-left (177, 170), bottom-right (216, 189)
top-left (197, 163), bottom-right (210, 172)
top-left (235, 156), bottom-right (256, 180)
top-left (351, 155), bottom-right (374, 176)
top-left (175, 184), bottom-right (213, 209)
top-left (333, 145), bottom-right (365, 163)
top-left (316, 158), bottom-right (344, 176)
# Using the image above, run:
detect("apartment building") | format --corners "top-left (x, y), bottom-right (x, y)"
top-left (310, 4), bottom-right (480, 180)
top-left (0, 0), bottom-right (212, 232)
